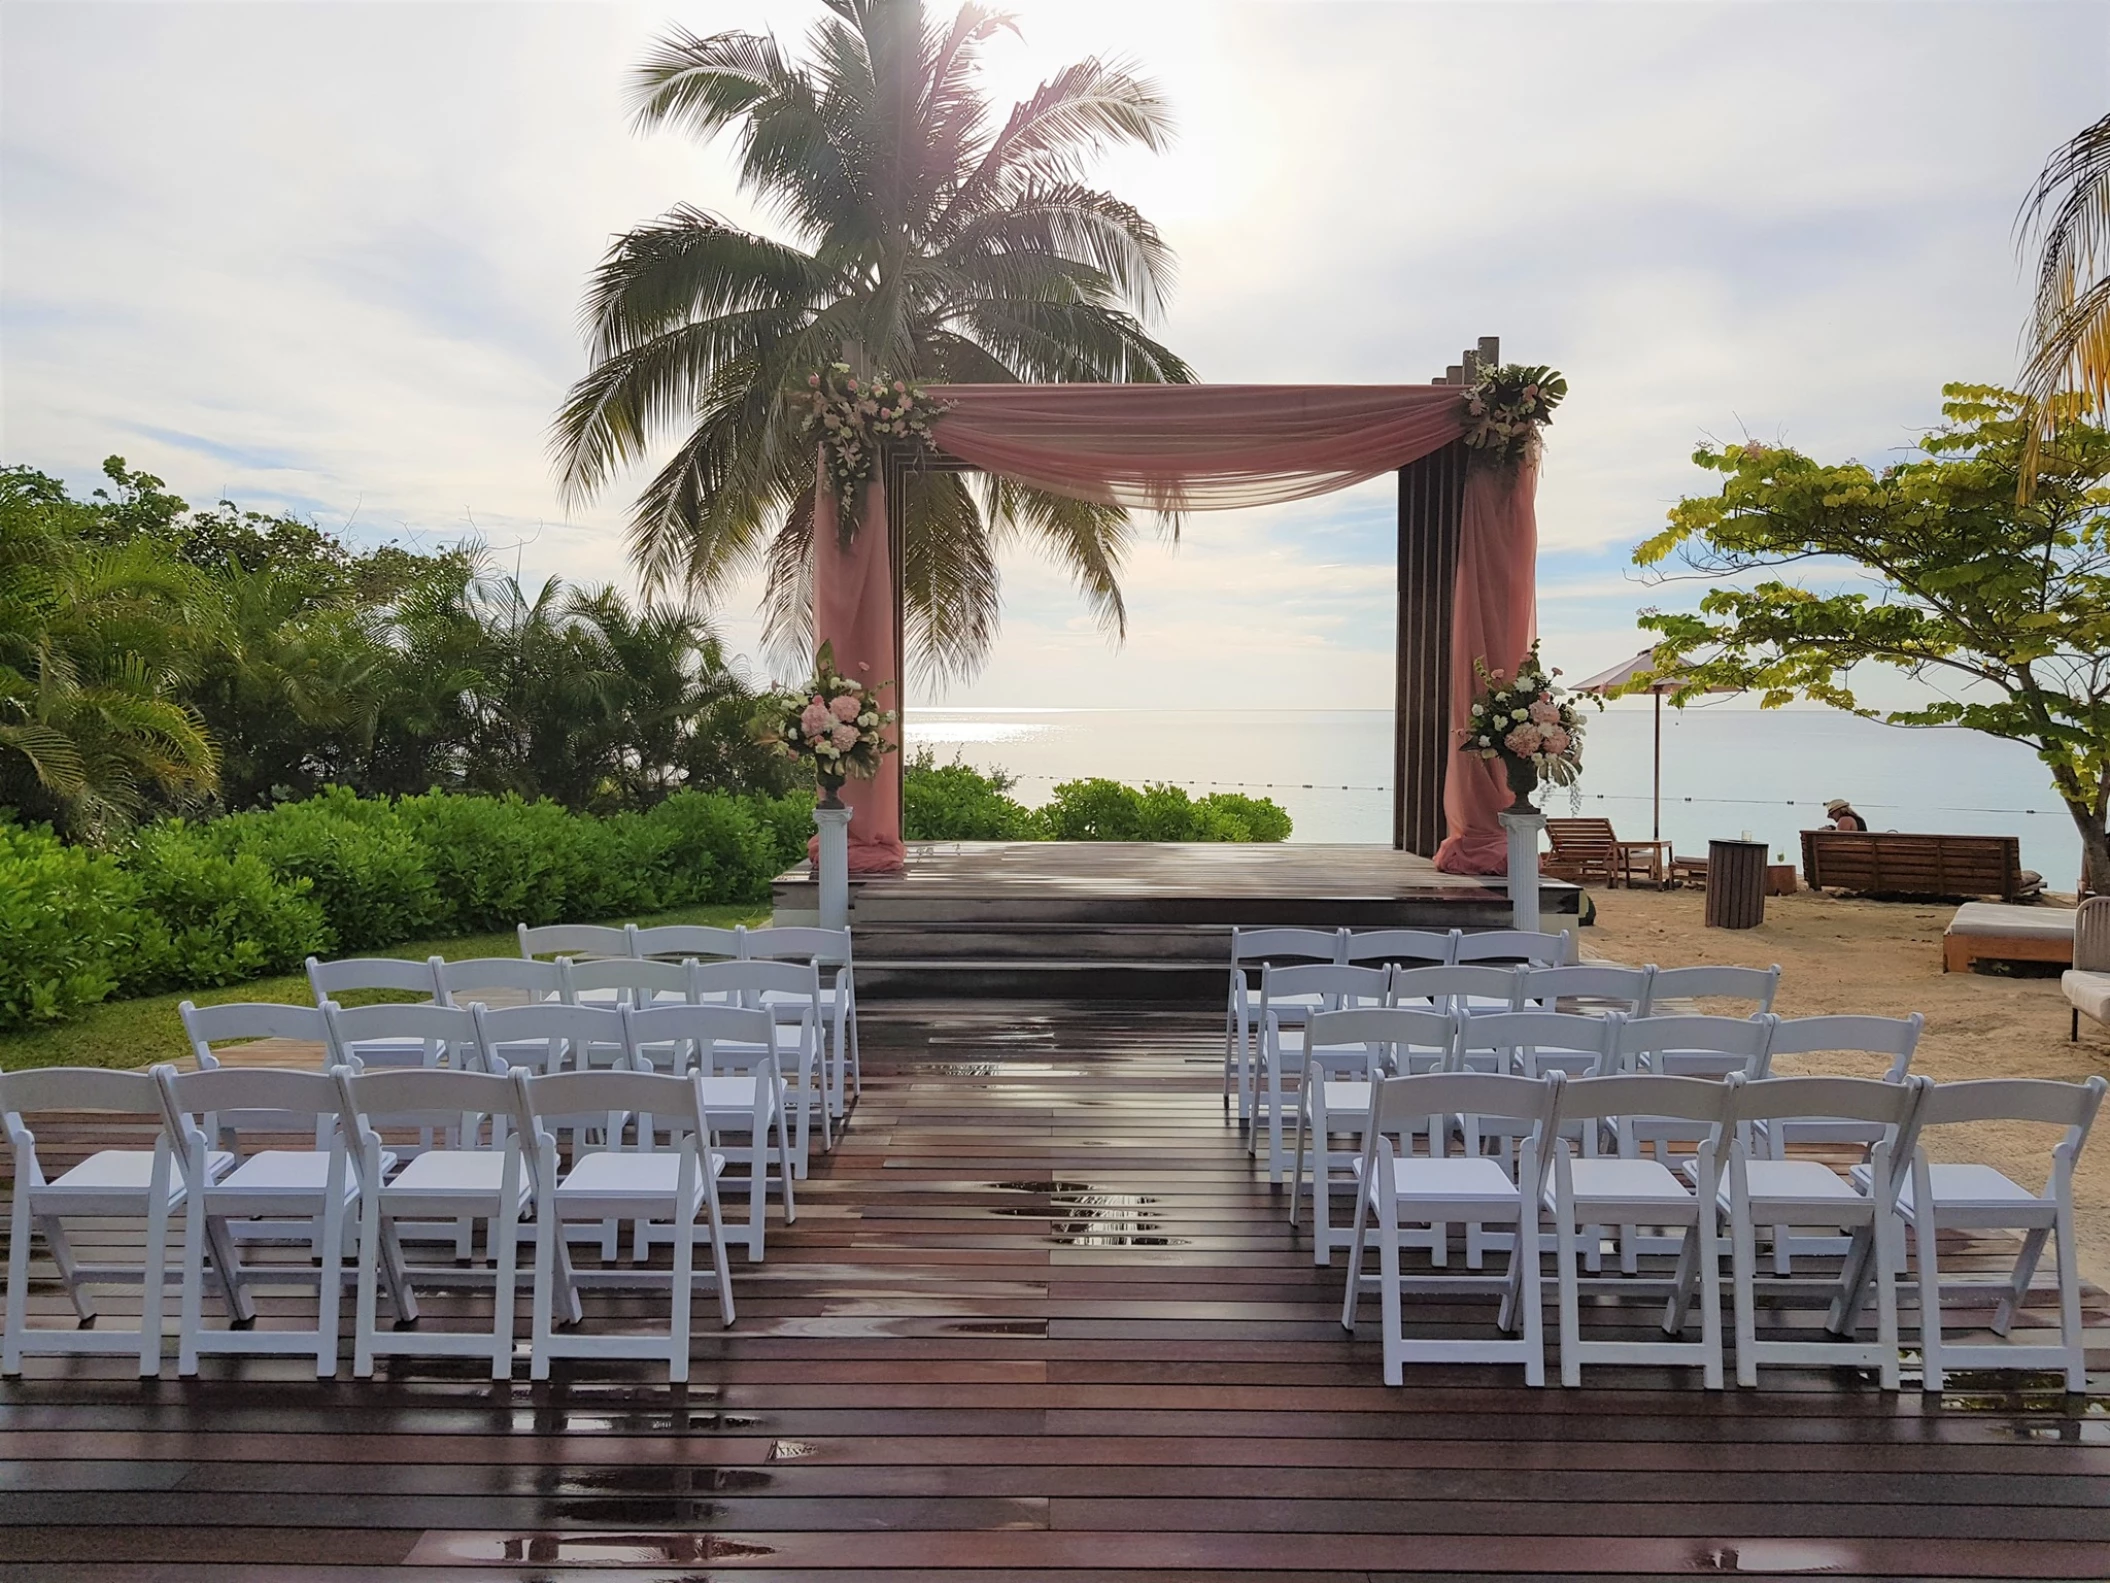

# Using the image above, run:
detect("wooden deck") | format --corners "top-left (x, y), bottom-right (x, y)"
top-left (3, 1002), bottom-right (2108, 1578)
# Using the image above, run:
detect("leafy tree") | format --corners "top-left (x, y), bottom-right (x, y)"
top-left (552, 0), bottom-right (1192, 681)
top-left (1633, 384), bottom-right (2110, 889)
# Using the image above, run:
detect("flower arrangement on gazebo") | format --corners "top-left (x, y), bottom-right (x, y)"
top-left (1461, 642), bottom-right (1593, 812)
top-left (755, 642), bottom-right (898, 808)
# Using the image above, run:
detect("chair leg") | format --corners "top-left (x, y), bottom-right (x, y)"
top-left (1340, 1180), bottom-right (1370, 1331)
top-left (1376, 1201), bottom-right (1403, 1388)
top-left (353, 1195), bottom-right (382, 1379)
top-left (1696, 1214), bottom-right (1725, 1391)
top-left (493, 1201), bottom-right (520, 1382)
top-left (178, 1196), bottom-right (210, 1379)
top-left (530, 1212), bottom-right (557, 1383)
top-left (1872, 1207), bottom-right (1901, 1391)
top-left (316, 1190), bottom-right (346, 1380)
top-left (3, 1191), bottom-right (32, 1375)
top-left (1730, 1206), bottom-right (1758, 1389)
top-left (669, 1210), bottom-right (695, 1385)
top-left (140, 1163), bottom-right (173, 1379)
top-left (1913, 1218), bottom-right (1944, 1393)
top-left (44, 1220), bottom-right (96, 1322)
top-left (1556, 1207), bottom-right (1583, 1389)
top-left (1993, 1226), bottom-right (2050, 1336)
top-left (2055, 1204), bottom-right (2085, 1393)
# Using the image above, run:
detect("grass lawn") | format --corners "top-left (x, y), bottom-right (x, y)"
top-left (0, 901), bottom-right (769, 1074)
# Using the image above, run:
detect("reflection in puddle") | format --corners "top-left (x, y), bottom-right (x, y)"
top-left (557, 1467), bottom-right (773, 1494)
top-left (410, 1531), bottom-right (776, 1564)
top-left (985, 1177), bottom-right (1187, 1246)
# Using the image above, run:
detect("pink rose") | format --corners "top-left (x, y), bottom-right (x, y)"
top-left (799, 701), bottom-right (831, 736)
top-left (1539, 726), bottom-right (1570, 756)
top-left (1527, 700), bottom-right (1560, 726)
top-left (830, 723), bottom-right (860, 752)
top-left (1504, 724), bottom-right (1543, 757)
top-left (829, 694), bottom-right (860, 722)
top-left (808, 373), bottom-right (820, 387)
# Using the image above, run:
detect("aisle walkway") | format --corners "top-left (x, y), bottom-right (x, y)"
top-left (1, 1002), bottom-right (2106, 1578)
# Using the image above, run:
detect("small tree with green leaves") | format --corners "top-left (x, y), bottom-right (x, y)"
top-left (1634, 384), bottom-right (2110, 890)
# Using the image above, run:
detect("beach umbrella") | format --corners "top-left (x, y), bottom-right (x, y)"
top-left (1570, 650), bottom-right (1740, 843)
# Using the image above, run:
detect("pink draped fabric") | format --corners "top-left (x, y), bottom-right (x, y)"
top-left (1433, 460), bottom-right (1540, 875)
top-left (809, 469), bottom-right (906, 874)
top-left (925, 385), bottom-right (1469, 511)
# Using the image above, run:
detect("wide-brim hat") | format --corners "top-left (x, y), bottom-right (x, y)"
top-left (1824, 798), bottom-right (1851, 814)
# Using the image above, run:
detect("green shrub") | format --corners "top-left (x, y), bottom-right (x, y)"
top-left (0, 822), bottom-right (140, 1029)
top-left (647, 790), bottom-right (779, 904)
top-left (394, 790), bottom-right (588, 932)
top-left (567, 811), bottom-right (675, 920)
top-left (902, 752), bottom-right (1043, 841)
top-left (206, 786), bottom-right (440, 952)
top-left (1039, 778), bottom-right (1145, 841)
top-left (1195, 792), bottom-right (1292, 843)
top-left (745, 791), bottom-right (819, 875)
top-left (120, 821), bottom-right (330, 991)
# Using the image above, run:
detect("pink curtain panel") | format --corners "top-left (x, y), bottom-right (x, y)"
top-left (811, 385), bottom-right (1539, 872)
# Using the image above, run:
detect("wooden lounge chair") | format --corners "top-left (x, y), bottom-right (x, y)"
top-left (1544, 818), bottom-right (1670, 889)
top-left (1801, 830), bottom-right (2025, 901)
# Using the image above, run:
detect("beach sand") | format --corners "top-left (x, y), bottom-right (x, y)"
top-left (1586, 886), bottom-right (2110, 1287)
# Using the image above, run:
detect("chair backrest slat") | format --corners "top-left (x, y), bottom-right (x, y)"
top-left (517, 923), bottom-right (632, 961)
top-left (515, 1067), bottom-right (704, 1131)
top-left (1726, 1073), bottom-right (1924, 1129)
top-left (305, 955), bottom-right (439, 1003)
top-left (1390, 964), bottom-right (1523, 1007)
top-left (629, 924), bottom-right (742, 961)
top-left (1454, 929), bottom-right (1571, 967)
top-left (742, 925), bottom-right (852, 966)
top-left (559, 956), bottom-right (694, 1002)
top-left (1916, 1075), bottom-right (2107, 1132)
top-left (1560, 1071), bottom-right (1736, 1125)
top-left (336, 1065), bottom-right (520, 1130)
top-left (434, 957), bottom-right (564, 1006)
top-left (1340, 928), bottom-right (1456, 968)
top-left (1, 1065), bottom-right (166, 1118)
top-left (1230, 926), bottom-right (1342, 966)
top-left (1515, 964), bottom-right (1653, 1012)
top-left (181, 1000), bottom-right (333, 1056)
top-left (1641, 963), bottom-right (1781, 1016)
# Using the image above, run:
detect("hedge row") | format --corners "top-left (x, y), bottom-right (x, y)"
top-left (0, 787), bottom-right (812, 1031)
top-left (903, 756), bottom-right (1293, 844)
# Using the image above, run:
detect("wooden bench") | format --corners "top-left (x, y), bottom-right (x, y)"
top-left (1801, 829), bottom-right (2025, 901)
top-left (1944, 901), bottom-right (2075, 974)
top-left (1545, 818), bottom-right (1669, 889)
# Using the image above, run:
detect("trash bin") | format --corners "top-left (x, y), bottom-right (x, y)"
top-left (1706, 839), bottom-right (1768, 929)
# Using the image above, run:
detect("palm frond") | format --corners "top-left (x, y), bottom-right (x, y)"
top-left (629, 26), bottom-right (794, 141)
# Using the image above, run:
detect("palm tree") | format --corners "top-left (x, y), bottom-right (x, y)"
top-left (552, 0), bottom-right (1193, 682)
top-left (2019, 112), bottom-right (2110, 472)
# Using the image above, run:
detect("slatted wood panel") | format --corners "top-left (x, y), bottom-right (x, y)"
top-left (1394, 444), bottom-right (1466, 857)
top-left (3, 1002), bottom-right (2107, 1579)
top-left (1803, 831), bottom-right (2025, 900)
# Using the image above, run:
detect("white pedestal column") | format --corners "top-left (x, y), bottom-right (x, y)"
top-left (1500, 810), bottom-right (1546, 936)
top-left (814, 804), bottom-right (852, 931)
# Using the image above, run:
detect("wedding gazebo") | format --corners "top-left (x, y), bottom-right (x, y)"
top-left (809, 338), bottom-right (1554, 879)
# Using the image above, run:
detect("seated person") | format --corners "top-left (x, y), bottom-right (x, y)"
top-left (1823, 798), bottom-right (1865, 832)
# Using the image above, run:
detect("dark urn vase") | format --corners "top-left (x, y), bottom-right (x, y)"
top-left (1499, 752), bottom-right (1538, 815)
top-left (817, 772), bottom-right (846, 810)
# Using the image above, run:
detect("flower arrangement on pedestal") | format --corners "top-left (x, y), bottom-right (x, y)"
top-left (802, 363), bottom-right (944, 533)
top-left (1461, 643), bottom-right (1593, 812)
top-left (1461, 363), bottom-right (1568, 468)
top-left (755, 642), bottom-right (899, 807)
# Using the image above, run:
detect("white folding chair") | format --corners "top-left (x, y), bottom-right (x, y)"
top-left (1514, 963), bottom-right (1653, 1016)
top-left (1640, 963), bottom-right (1781, 1018)
top-left (1757, 1014), bottom-right (1921, 1273)
top-left (518, 923), bottom-right (632, 961)
top-left (1339, 1070), bottom-right (1564, 1386)
top-left (559, 956), bottom-right (696, 1010)
top-left (1339, 928), bottom-right (1457, 971)
top-left (629, 923), bottom-right (744, 963)
top-left (1254, 962), bottom-right (1390, 1182)
top-left (1454, 929), bottom-right (1572, 968)
top-left (1544, 1073), bottom-right (1734, 1389)
top-left (622, 1003), bottom-right (795, 1263)
top-left (690, 960), bottom-right (828, 1176)
top-left (1389, 964), bottom-right (1524, 1024)
top-left (1863, 1076), bottom-right (2105, 1393)
top-left (1225, 927), bottom-right (1342, 1124)
top-left (305, 956), bottom-right (445, 1068)
top-left (333, 1065), bottom-right (529, 1380)
top-left (515, 1066), bottom-right (735, 1383)
top-left (433, 957), bottom-right (566, 1010)
top-left (1703, 1074), bottom-right (1927, 1389)
top-left (1290, 1006), bottom-right (1458, 1265)
top-left (2, 1066), bottom-right (213, 1377)
top-left (155, 1065), bottom-right (373, 1378)
top-left (1454, 1011), bottom-right (1623, 1269)
top-left (742, 926), bottom-right (860, 1117)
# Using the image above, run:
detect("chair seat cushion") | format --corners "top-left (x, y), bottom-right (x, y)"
top-left (2064, 970), bottom-right (2110, 1024)
top-left (1850, 1160), bottom-right (2037, 1213)
top-left (1549, 1157), bottom-right (1692, 1206)
top-left (216, 1148), bottom-right (394, 1195)
top-left (556, 1150), bottom-right (727, 1205)
top-left (1316, 1081), bottom-right (1372, 1115)
top-left (1712, 1158), bottom-right (1862, 1206)
top-left (1947, 902), bottom-right (2074, 942)
top-left (1383, 1155), bottom-right (1520, 1207)
top-left (383, 1149), bottom-right (516, 1197)
top-left (697, 1076), bottom-right (772, 1113)
top-left (48, 1148), bottom-right (232, 1199)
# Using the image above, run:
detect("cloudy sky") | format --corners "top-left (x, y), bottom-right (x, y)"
top-left (3, 0), bottom-right (2103, 710)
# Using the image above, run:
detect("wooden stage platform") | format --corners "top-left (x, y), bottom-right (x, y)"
top-left (774, 842), bottom-right (1575, 999)
top-left (2, 1002), bottom-right (2105, 1579)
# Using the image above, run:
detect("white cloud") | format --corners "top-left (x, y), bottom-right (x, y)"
top-left (3, 0), bottom-right (2103, 711)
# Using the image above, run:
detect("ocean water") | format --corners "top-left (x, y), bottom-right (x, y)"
top-left (904, 705), bottom-right (2085, 890)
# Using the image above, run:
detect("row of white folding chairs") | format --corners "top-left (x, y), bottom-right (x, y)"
top-left (1, 1050), bottom-right (761, 1383)
top-left (308, 953), bottom-right (838, 1164)
top-left (1335, 1063), bottom-right (2103, 1392)
top-left (1246, 963), bottom-right (1786, 1182)
top-left (1227, 929), bottom-right (1584, 1128)
top-left (518, 923), bottom-right (860, 1107)
top-left (1289, 1008), bottom-right (1919, 1269)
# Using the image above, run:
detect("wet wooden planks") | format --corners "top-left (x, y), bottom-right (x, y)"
top-left (1, 1001), bottom-right (2107, 1579)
